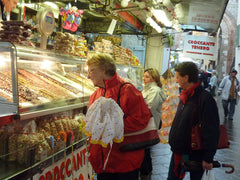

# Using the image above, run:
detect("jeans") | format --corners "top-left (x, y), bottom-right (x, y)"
top-left (167, 153), bottom-right (204, 180)
top-left (222, 99), bottom-right (236, 119)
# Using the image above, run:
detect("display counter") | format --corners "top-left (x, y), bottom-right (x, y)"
top-left (0, 42), bottom-right (144, 179)
top-left (0, 42), bottom-right (94, 179)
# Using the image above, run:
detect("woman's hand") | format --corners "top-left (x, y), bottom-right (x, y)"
top-left (202, 160), bottom-right (213, 170)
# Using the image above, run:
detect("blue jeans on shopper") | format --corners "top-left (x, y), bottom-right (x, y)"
top-left (222, 99), bottom-right (237, 119)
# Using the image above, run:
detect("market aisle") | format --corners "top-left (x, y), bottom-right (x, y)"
top-left (155, 96), bottom-right (240, 180)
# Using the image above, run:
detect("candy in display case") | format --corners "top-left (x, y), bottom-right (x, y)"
top-left (0, 42), bottom-right (96, 122)
top-left (0, 42), bottom-right (95, 179)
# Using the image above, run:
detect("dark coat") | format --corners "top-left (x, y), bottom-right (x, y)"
top-left (199, 72), bottom-right (208, 88)
top-left (169, 85), bottom-right (220, 163)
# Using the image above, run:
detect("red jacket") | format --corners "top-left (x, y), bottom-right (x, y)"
top-left (88, 73), bottom-right (151, 174)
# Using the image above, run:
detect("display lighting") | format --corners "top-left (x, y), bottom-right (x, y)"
top-left (0, 60), bottom-right (6, 67)
top-left (152, 9), bottom-right (172, 27)
top-left (174, 3), bottom-right (184, 20)
top-left (0, 55), bottom-right (10, 68)
top-left (107, 19), bottom-right (117, 35)
top-left (121, 0), bottom-right (130, 8)
top-left (162, 0), bottom-right (174, 10)
top-left (41, 60), bottom-right (53, 69)
top-left (146, 17), bottom-right (162, 33)
top-left (123, 68), bottom-right (128, 72)
top-left (44, 1), bottom-right (58, 10)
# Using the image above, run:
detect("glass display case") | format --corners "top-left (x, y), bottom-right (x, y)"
top-left (0, 42), bottom-right (94, 179)
top-left (116, 64), bottom-right (144, 91)
top-left (0, 42), bottom-right (95, 121)
top-left (0, 42), bottom-right (143, 179)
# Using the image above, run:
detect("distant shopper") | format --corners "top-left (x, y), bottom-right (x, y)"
top-left (168, 62), bottom-right (220, 180)
top-left (209, 70), bottom-right (217, 97)
top-left (86, 53), bottom-right (152, 180)
top-left (198, 68), bottom-right (208, 89)
top-left (140, 68), bottom-right (167, 180)
top-left (218, 69), bottom-right (240, 120)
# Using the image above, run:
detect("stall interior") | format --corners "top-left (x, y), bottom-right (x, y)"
top-left (0, 1), bottom-right (146, 179)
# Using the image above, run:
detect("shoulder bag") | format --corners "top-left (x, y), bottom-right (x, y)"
top-left (191, 124), bottom-right (230, 150)
top-left (117, 82), bottom-right (160, 152)
top-left (191, 91), bottom-right (229, 150)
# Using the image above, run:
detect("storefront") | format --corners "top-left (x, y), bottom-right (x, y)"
top-left (0, 1), bottom-right (147, 179)
top-left (0, 0), bottom-right (229, 179)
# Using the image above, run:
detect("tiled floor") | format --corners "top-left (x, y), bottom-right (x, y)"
top-left (153, 96), bottom-right (240, 180)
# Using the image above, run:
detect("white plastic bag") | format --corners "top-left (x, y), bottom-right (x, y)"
top-left (201, 170), bottom-right (215, 180)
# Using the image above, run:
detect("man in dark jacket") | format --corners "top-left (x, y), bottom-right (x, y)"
top-left (167, 62), bottom-right (220, 180)
top-left (198, 68), bottom-right (208, 89)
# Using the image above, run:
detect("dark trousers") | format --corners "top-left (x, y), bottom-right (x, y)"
top-left (167, 153), bottom-right (204, 180)
top-left (140, 148), bottom-right (152, 175)
top-left (97, 169), bottom-right (139, 180)
top-left (209, 86), bottom-right (216, 97)
top-left (222, 99), bottom-right (236, 119)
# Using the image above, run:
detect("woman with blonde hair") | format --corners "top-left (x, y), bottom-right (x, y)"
top-left (86, 53), bottom-right (152, 180)
top-left (141, 68), bottom-right (167, 180)
top-left (142, 68), bottom-right (166, 128)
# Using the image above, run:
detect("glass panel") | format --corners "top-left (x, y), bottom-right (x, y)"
top-left (0, 43), bottom-right (18, 117)
top-left (13, 45), bottom-right (94, 118)
top-left (0, 51), bottom-right (13, 103)
top-left (116, 64), bottom-right (144, 91)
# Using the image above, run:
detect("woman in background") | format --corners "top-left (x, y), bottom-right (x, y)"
top-left (141, 68), bottom-right (167, 180)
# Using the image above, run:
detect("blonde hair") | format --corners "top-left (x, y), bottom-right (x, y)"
top-left (86, 53), bottom-right (116, 76)
top-left (144, 68), bottom-right (162, 88)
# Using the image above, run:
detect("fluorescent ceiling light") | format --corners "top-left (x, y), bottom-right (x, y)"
top-left (146, 17), bottom-right (162, 33)
top-left (152, 9), bottom-right (172, 27)
top-left (107, 19), bottom-right (117, 35)
top-left (44, 2), bottom-right (58, 10)
top-left (121, 0), bottom-right (130, 8)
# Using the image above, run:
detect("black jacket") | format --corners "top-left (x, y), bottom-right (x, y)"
top-left (169, 85), bottom-right (220, 163)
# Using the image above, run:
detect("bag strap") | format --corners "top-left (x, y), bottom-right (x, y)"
top-left (117, 82), bottom-right (131, 107)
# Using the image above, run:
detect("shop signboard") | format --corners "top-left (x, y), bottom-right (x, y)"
top-left (33, 144), bottom-right (93, 180)
top-left (187, 3), bottom-right (223, 31)
top-left (183, 35), bottom-right (217, 61)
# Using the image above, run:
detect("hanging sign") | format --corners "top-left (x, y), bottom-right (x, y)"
top-left (183, 35), bottom-right (217, 61)
top-left (33, 145), bottom-right (92, 180)
top-left (187, 3), bottom-right (223, 31)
